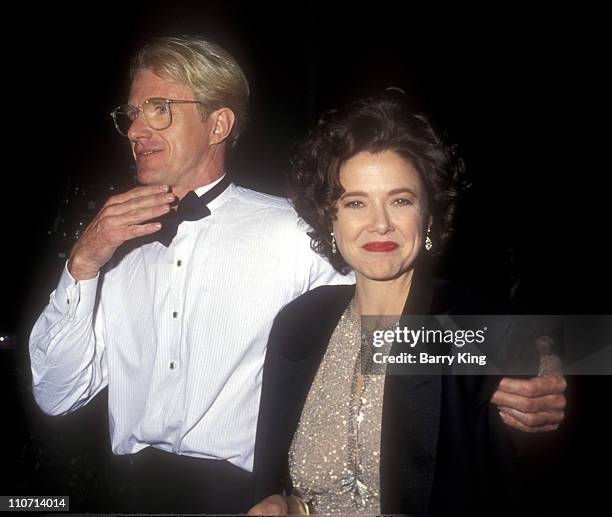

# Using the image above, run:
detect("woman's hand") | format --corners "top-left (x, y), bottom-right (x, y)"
top-left (248, 495), bottom-right (290, 515)
top-left (248, 494), bottom-right (310, 515)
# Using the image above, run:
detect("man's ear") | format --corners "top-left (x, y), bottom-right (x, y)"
top-left (208, 108), bottom-right (236, 145)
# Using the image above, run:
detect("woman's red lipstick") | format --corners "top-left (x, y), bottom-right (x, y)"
top-left (362, 241), bottom-right (399, 252)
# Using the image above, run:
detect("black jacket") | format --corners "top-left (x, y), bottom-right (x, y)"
top-left (253, 272), bottom-right (524, 515)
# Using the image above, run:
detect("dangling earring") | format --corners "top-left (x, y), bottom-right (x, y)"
top-left (425, 227), bottom-right (433, 251)
top-left (331, 232), bottom-right (337, 254)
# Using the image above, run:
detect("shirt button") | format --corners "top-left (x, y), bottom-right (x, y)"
top-left (169, 361), bottom-right (178, 370)
top-left (172, 311), bottom-right (178, 318)
top-left (177, 260), bottom-right (182, 267)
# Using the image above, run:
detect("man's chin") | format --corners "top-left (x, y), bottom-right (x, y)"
top-left (136, 167), bottom-right (166, 186)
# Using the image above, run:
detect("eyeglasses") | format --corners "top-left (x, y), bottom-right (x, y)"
top-left (110, 97), bottom-right (205, 137)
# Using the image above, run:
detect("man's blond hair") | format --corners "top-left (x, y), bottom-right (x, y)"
top-left (131, 36), bottom-right (249, 145)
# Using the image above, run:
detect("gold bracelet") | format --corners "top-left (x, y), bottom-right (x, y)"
top-left (286, 494), bottom-right (310, 515)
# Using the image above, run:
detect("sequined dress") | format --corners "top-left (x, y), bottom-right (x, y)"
top-left (288, 305), bottom-right (387, 513)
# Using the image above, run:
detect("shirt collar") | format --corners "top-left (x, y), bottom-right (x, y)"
top-left (194, 173), bottom-right (226, 197)
top-left (193, 173), bottom-right (234, 213)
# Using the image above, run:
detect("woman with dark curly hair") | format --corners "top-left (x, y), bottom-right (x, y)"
top-left (289, 91), bottom-right (464, 275)
top-left (248, 91), bottom-right (560, 515)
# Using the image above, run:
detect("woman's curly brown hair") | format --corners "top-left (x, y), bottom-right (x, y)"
top-left (290, 90), bottom-right (467, 273)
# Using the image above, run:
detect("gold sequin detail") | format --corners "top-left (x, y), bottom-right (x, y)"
top-left (288, 304), bottom-right (386, 513)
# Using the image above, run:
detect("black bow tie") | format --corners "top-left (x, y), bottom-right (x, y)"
top-left (155, 175), bottom-right (232, 247)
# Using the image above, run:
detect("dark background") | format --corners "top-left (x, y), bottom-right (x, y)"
top-left (2, 2), bottom-right (609, 514)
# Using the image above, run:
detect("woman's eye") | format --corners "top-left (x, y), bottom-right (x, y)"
top-left (344, 200), bottom-right (364, 208)
top-left (393, 198), bottom-right (413, 206)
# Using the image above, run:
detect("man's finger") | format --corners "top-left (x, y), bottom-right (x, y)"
top-left (491, 389), bottom-right (566, 413)
top-left (107, 184), bottom-right (170, 206)
top-left (120, 191), bottom-right (176, 212)
top-left (499, 410), bottom-right (560, 433)
top-left (497, 375), bottom-right (566, 397)
top-left (103, 192), bottom-right (175, 219)
top-left (122, 204), bottom-right (171, 225)
top-left (122, 223), bottom-right (163, 240)
top-left (498, 406), bottom-right (564, 427)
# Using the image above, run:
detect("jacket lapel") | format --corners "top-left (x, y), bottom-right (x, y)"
top-left (255, 273), bottom-right (444, 514)
top-left (253, 285), bottom-right (355, 501)
top-left (380, 270), bottom-right (442, 514)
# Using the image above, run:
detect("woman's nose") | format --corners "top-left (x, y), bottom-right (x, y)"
top-left (368, 206), bottom-right (394, 234)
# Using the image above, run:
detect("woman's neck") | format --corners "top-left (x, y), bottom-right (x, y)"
top-left (352, 270), bottom-right (414, 317)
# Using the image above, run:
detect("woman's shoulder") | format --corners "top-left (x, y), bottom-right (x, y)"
top-left (268, 285), bottom-right (356, 360)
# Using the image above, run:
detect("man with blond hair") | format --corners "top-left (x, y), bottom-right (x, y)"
top-left (29, 35), bottom-right (566, 514)
top-left (29, 36), bottom-right (350, 513)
